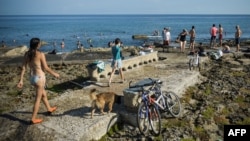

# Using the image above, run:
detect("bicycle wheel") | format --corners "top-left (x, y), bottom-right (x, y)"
top-left (163, 91), bottom-right (181, 117)
top-left (149, 104), bottom-right (161, 136)
top-left (189, 58), bottom-right (193, 70)
top-left (137, 102), bottom-right (150, 136)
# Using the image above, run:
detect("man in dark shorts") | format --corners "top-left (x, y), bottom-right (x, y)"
top-left (210, 24), bottom-right (218, 48)
top-left (235, 25), bottom-right (242, 52)
top-left (189, 26), bottom-right (196, 52)
top-left (164, 28), bottom-right (171, 46)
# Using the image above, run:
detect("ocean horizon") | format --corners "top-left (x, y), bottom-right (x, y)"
top-left (1, 14), bottom-right (250, 52)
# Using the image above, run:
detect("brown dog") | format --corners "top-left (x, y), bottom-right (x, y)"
top-left (89, 88), bottom-right (116, 118)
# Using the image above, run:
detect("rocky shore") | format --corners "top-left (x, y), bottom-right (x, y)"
top-left (102, 49), bottom-right (250, 141)
top-left (0, 43), bottom-right (250, 141)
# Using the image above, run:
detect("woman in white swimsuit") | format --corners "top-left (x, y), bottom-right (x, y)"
top-left (17, 38), bottom-right (60, 124)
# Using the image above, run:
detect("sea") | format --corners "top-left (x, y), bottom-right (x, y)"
top-left (0, 14), bottom-right (250, 52)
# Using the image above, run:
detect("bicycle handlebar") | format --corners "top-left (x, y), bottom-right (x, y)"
top-left (129, 81), bottom-right (152, 89)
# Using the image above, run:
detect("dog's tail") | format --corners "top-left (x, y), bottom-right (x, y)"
top-left (89, 88), bottom-right (97, 100)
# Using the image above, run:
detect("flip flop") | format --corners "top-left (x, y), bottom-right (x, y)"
top-left (31, 118), bottom-right (43, 124)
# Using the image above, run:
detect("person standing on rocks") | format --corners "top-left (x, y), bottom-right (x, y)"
top-left (162, 28), bottom-right (166, 45)
top-left (164, 28), bottom-right (171, 46)
top-left (189, 26), bottom-right (196, 52)
top-left (162, 27), bottom-right (171, 52)
top-left (218, 24), bottom-right (224, 47)
top-left (17, 38), bottom-right (60, 124)
top-left (108, 38), bottom-right (125, 87)
top-left (179, 29), bottom-right (188, 53)
top-left (210, 24), bottom-right (218, 48)
top-left (235, 25), bottom-right (242, 52)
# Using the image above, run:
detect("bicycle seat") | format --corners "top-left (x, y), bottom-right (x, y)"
top-left (156, 79), bottom-right (163, 84)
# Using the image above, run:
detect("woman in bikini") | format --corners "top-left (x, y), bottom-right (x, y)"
top-left (17, 38), bottom-right (60, 124)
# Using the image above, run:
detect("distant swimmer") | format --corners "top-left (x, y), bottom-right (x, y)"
top-left (53, 41), bottom-right (56, 50)
top-left (83, 32), bottom-right (87, 37)
top-left (77, 40), bottom-right (81, 49)
top-left (87, 38), bottom-right (93, 47)
top-left (71, 35), bottom-right (80, 39)
top-left (60, 39), bottom-right (65, 51)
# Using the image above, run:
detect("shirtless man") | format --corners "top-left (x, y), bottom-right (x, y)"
top-left (218, 24), bottom-right (224, 47)
top-left (235, 25), bottom-right (242, 52)
top-left (210, 24), bottom-right (218, 48)
top-left (189, 26), bottom-right (196, 52)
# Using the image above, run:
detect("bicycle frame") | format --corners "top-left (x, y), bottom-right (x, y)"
top-left (138, 90), bottom-right (152, 117)
top-left (148, 81), bottom-right (168, 111)
top-left (150, 94), bottom-right (166, 110)
top-left (138, 89), bottom-right (161, 136)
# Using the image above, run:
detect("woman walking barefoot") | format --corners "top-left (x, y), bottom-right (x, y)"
top-left (17, 38), bottom-right (60, 124)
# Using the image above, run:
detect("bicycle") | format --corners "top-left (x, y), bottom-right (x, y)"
top-left (129, 81), bottom-right (161, 136)
top-left (129, 78), bottom-right (182, 136)
top-left (188, 51), bottom-right (201, 71)
top-left (147, 78), bottom-right (182, 118)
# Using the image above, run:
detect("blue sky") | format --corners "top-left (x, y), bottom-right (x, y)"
top-left (0, 0), bottom-right (249, 15)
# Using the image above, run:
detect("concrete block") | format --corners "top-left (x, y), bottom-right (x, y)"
top-left (87, 51), bottom-right (158, 81)
top-left (123, 78), bottom-right (155, 112)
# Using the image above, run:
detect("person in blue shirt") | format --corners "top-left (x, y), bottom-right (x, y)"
top-left (108, 38), bottom-right (125, 87)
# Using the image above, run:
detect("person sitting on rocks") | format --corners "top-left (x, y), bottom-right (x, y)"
top-left (188, 42), bottom-right (206, 56)
top-left (222, 43), bottom-right (231, 53)
top-left (197, 42), bottom-right (207, 56)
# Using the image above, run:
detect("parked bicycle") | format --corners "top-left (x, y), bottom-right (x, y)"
top-left (129, 80), bottom-right (161, 136)
top-left (188, 51), bottom-right (201, 71)
top-left (148, 78), bottom-right (182, 118)
top-left (129, 78), bottom-right (182, 136)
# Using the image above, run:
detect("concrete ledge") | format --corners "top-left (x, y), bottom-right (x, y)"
top-left (87, 51), bottom-right (158, 81)
top-left (123, 70), bottom-right (204, 113)
top-left (122, 56), bottom-right (209, 113)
